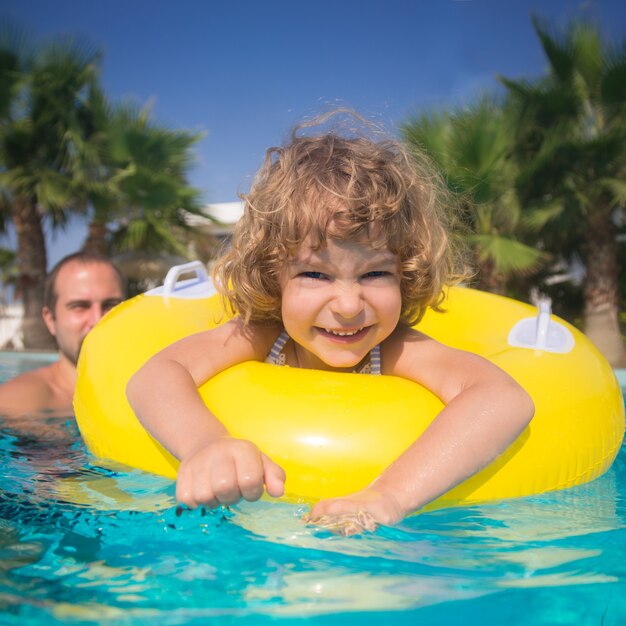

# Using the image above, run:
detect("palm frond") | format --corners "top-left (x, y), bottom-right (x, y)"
top-left (471, 234), bottom-right (546, 274)
top-left (520, 200), bottom-right (565, 230)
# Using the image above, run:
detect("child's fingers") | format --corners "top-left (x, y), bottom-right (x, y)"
top-left (234, 453), bottom-right (266, 502)
top-left (208, 455), bottom-right (246, 505)
top-left (177, 452), bottom-right (241, 508)
top-left (309, 490), bottom-right (404, 527)
top-left (309, 497), bottom-right (348, 518)
top-left (175, 439), bottom-right (284, 508)
top-left (306, 497), bottom-right (380, 535)
top-left (262, 454), bottom-right (286, 498)
top-left (176, 462), bottom-right (218, 509)
top-left (303, 510), bottom-right (379, 536)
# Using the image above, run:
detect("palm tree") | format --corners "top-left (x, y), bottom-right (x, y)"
top-left (77, 100), bottom-right (213, 294)
top-left (0, 246), bottom-right (17, 307)
top-left (1, 32), bottom-right (214, 344)
top-left (402, 98), bottom-right (545, 294)
top-left (0, 35), bottom-right (102, 348)
top-left (82, 102), bottom-right (207, 259)
top-left (501, 17), bottom-right (626, 365)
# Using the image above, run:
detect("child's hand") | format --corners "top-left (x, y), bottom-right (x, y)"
top-left (175, 436), bottom-right (286, 509)
top-left (304, 487), bottom-right (406, 535)
top-left (302, 510), bottom-right (379, 536)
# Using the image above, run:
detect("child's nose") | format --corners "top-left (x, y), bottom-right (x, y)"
top-left (330, 283), bottom-right (364, 318)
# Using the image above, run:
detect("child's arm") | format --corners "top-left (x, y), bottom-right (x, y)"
top-left (307, 327), bottom-right (535, 531)
top-left (126, 319), bottom-right (286, 508)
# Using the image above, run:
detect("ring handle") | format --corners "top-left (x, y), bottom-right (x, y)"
top-left (162, 261), bottom-right (209, 295)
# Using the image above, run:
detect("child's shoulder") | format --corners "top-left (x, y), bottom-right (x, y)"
top-left (220, 318), bottom-right (284, 354)
top-left (383, 324), bottom-right (431, 351)
top-left (380, 324), bottom-right (454, 378)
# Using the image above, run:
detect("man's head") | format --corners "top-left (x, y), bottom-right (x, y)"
top-left (42, 252), bottom-right (126, 366)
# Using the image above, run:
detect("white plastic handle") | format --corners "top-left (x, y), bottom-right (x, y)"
top-left (162, 261), bottom-right (209, 296)
top-left (535, 300), bottom-right (551, 349)
top-left (507, 297), bottom-right (575, 354)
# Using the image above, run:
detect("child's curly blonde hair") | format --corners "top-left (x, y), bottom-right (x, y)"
top-left (213, 113), bottom-right (466, 327)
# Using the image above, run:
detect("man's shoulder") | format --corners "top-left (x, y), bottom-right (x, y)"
top-left (0, 364), bottom-right (57, 391)
top-left (0, 363), bottom-right (59, 415)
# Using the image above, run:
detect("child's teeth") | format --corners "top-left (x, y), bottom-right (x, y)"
top-left (325, 328), bottom-right (362, 336)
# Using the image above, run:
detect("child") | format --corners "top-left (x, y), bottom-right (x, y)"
top-left (127, 112), bottom-right (534, 532)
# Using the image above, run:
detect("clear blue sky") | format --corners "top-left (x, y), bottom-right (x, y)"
top-left (3, 0), bottom-right (626, 267)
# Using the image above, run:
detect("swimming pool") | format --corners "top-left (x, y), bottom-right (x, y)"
top-left (1, 352), bottom-right (625, 625)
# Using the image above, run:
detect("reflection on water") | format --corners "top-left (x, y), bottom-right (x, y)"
top-left (0, 395), bottom-right (625, 624)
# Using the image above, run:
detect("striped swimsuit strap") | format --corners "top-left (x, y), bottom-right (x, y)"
top-left (266, 330), bottom-right (290, 366)
top-left (265, 330), bottom-right (381, 375)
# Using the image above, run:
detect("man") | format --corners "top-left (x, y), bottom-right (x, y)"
top-left (0, 251), bottom-right (126, 416)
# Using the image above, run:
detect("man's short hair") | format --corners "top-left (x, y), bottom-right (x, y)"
top-left (43, 251), bottom-right (127, 314)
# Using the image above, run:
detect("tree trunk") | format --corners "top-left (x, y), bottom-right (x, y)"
top-left (12, 197), bottom-right (56, 350)
top-left (475, 256), bottom-right (507, 295)
top-left (582, 213), bottom-right (624, 367)
top-left (82, 218), bottom-right (109, 255)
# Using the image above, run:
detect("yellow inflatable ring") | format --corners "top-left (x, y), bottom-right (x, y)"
top-left (74, 263), bottom-right (625, 510)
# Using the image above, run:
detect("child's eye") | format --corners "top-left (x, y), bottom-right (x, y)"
top-left (362, 271), bottom-right (390, 279)
top-left (300, 271), bottom-right (327, 280)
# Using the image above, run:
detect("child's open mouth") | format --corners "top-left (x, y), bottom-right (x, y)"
top-left (318, 327), bottom-right (369, 342)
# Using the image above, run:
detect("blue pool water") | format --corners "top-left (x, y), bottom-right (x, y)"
top-left (1, 352), bottom-right (625, 625)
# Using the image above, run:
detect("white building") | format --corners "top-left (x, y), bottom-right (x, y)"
top-left (186, 201), bottom-right (245, 241)
top-left (0, 303), bottom-right (24, 349)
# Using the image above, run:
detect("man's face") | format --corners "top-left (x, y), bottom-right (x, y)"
top-left (42, 261), bottom-right (124, 365)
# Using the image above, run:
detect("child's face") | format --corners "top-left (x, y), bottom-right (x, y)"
top-left (279, 235), bottom-right (402, 372)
